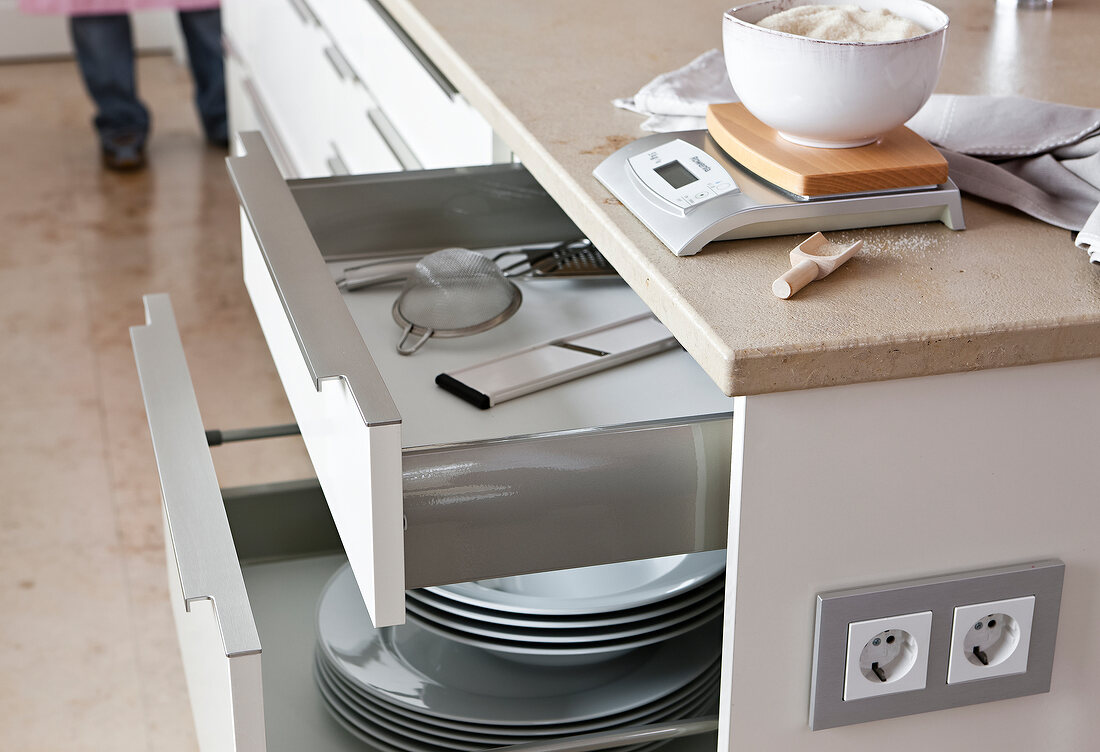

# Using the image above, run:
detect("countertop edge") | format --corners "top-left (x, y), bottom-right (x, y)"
top-left (731, 317), bottom-right (1100, 396)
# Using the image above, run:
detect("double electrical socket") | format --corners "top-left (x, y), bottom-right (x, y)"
top-left (809, 560), bottom-right (1064, 730)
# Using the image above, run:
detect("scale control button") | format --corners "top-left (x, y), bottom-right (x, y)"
top-left (713, 181), bottom-right (733, 190)
top-left (694, 191), bottom-right (712, 200)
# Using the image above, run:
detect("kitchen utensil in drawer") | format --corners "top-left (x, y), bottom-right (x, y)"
top-left (494, 238), bottom-right (619, 279)
top-left (435, 313), bottom-right (680, 408)
top-left (337, 239), bottom-right (617, 292)
top-left (393, 248), bottom-right (523, 354)
top-left (336, 253), bottom-right (425, 291)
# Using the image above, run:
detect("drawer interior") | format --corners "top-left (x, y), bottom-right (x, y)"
top-left (230, 138), bottom-right (735, 625)
top-left (133, 293), bottom-right (726, 750)
top-left (228, 481), bottom-right (720, 752)
top-left (287, 172), bottom-right (734, 449)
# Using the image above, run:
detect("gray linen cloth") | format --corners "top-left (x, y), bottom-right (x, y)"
top-left (906, 96), bottom-right (1100, 263)
top-left (614, 54), bottom-right (1100, 263)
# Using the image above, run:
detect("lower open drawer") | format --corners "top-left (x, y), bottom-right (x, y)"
top-left (131, 295), bottom-right (721, 751)
top-left (184, 482), bottom-right (723, 752)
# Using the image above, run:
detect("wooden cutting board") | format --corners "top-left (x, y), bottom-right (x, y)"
top-left (705, 103), bottom-right (948, 197)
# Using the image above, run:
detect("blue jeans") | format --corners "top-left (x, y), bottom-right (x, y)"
top-left (69, 10), bottom-right (227, 147)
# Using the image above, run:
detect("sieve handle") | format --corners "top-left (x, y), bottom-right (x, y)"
top-left (396, 325), bottom-right (434, 355)
top-left (338, 259), bottom-right (419, 291)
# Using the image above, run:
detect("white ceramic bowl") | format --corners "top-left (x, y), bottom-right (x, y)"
top-left (723, 0), bottom-right (949, 148)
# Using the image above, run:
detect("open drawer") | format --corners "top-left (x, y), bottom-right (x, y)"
top-left (226, 132), bottom-right (735, 628)
top-left (130, 294), bottom-right (722, 752)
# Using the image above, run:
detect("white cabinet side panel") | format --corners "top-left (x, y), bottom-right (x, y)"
top-left (717, 396), bottom-right (747, 752)
top-left (721, 358), bottom-right (1100, 751)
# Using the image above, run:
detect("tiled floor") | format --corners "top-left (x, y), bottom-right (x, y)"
top-left (0, 55), bottom-right (315, 750)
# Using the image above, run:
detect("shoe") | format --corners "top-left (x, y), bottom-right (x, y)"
top-left (205, 122), bottom-right (230, 150)
top-left (101, 132), bottom-right (146, 172)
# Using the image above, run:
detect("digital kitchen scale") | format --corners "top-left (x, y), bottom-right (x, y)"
top-left (593, 104), bottom-right (964, 257)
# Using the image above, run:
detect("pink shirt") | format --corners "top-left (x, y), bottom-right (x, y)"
top-left (19, 0), bottom-right (219, 14)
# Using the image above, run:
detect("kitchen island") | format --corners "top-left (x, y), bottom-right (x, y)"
top-left (361, 1), bottom-right (1100, 750)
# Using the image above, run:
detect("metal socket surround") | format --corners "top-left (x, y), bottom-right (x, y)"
top-left (809, 559), bottom-right (1064, 730)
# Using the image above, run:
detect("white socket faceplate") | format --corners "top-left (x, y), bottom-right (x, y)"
top-left (948, 596), bottom-right (1036, 684)
top-left (844, 611), bottom-right (933, 701)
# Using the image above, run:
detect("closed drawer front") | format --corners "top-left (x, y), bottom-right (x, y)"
top-left (223, 0), bottom-right (494, 173)
top-left (227, 132), bottom-right (734, 629)
top-left (305, 0), bottom-right (494, 168)
top-left (313, 43), bottom-right (407, 175)
top-left (225, 47), bottom-right (302, 179)
top-left (244, 0), bottom-right (336, 176)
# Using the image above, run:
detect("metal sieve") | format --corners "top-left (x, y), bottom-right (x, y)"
top-left (392, 248), bottom-right (522, 355)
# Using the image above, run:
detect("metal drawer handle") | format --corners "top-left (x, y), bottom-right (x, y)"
top-left (221, 31), bottom-right (242, 63)
top-left (326, 144), bottom-right (350, 176)
top-left (285, 0), bottom-right (319, 25)
top-left (130, 294), bottom-right (260, 657)
top-left (367, 107), bottom-right (423, 171)
top-left (322, 44), bottom-right (357, 83)
top-left (363, 0), bottom-right (458, 101)
top-left (241, 78), bottom-right (300, 178)
top-left (226, 132), bottom-right (401, 427)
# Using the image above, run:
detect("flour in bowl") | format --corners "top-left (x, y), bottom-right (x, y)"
top-left (756, 5), bottom-right (927, 42)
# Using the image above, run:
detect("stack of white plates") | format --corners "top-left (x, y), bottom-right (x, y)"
top-left (315, 553), bottom-right (724, 752)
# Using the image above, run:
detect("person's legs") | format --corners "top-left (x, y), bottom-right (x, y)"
top-left (177, 9), bottom-right (227, 146)
top-left (69, 14), bottom-right (149, 168)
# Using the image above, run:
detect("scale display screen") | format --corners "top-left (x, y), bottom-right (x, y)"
top-left (654, 160), bottom-right (697, 190)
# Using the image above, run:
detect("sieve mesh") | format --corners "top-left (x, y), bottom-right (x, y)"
top-left (392, 248), bottom-right (522, 354)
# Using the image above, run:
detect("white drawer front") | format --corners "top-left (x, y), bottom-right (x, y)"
top-left (313, 44), bottom-right (405, 175)
top-left (224, 0), bottom-right (493, 174)
top-left (241, 221), bottom-right (407, 626)
top-left (131, 295), bottom-right (265, 752)
top-left (312, 0), bottom-right (494, 168)
top-left (246, 0), bottom-right (335, 177)
top-left (229, 134), bottom-right (407, 628)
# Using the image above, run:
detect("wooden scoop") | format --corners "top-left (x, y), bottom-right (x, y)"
top-left (772, 232), bottom-right (863, 299)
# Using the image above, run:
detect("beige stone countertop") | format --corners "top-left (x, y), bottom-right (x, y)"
top-left (379, 0), bottom-right (1100, 396)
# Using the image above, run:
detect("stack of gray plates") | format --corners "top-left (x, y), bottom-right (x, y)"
top-left (408, 552), bottom-right (725, 666)
top-left (315, 553), bottom-right (724, 752)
